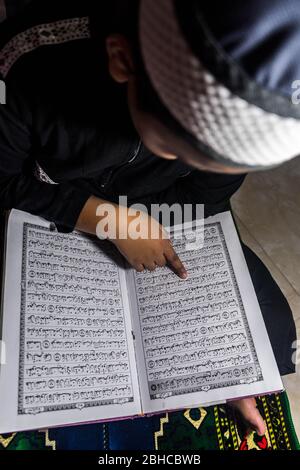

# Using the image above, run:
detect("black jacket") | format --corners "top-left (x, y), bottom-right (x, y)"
top-left (0, 0), bottom-right (246, 231)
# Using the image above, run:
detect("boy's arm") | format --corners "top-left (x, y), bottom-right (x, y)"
top-left (0, 79), bottom-right (91, 232)
top-left (0, 86), bottom-right (186, 276)
top-left (0, 173), bottom-right (90, 231)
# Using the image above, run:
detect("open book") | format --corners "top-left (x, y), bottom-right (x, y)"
top-left (0, 209), bottom-right (283, 433)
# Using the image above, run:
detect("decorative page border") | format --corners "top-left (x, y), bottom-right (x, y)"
top-left (135, 221), bottom-right (263, 399)
top-left (18, 223), bottom-right (134, 414)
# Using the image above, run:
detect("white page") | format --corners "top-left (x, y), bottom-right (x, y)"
top-left (0, 210), bottom-right (141, 433)
top-left (128, 212), bottom-right (283, 414)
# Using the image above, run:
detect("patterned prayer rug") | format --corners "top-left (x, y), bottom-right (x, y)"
top-left (0, 392), bottom-right (298, 451)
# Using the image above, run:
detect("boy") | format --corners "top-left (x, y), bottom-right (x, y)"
top-left (0, 0), bottom-right (298, 435)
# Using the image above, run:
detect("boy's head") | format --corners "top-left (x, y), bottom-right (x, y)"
top-left (105, 0), bottom-right (300, 174)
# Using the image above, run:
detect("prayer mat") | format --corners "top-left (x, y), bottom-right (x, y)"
top-left (0, 392), bottom-right (298, 451)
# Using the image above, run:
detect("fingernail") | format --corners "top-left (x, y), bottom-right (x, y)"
top-left (181, 271), bottom-right (188, 279)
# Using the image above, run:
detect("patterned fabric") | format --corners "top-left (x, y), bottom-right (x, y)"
top-left (0, 16), bottom-right (90, 78)
top-left (140, 0), bottom-right (300, 167)
top-left (0, 392), bottom-right (298, 450)
top-left (34, 162), bottom-right (58, 184)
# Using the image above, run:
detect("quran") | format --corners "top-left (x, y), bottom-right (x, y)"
top-left (0, 209), bottom-right (283, 432)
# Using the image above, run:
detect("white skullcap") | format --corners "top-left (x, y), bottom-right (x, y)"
top-left (139, 0), bottom-right (300, 167)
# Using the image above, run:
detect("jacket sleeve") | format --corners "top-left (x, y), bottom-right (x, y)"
top-left (131, 170), bottom-right (247, 207)
top-left (179, 170), bottom-right (247, 205)
top-left (125, 169), bottom-right (246, 225)
top-left (0, 80), bottom-right (91, 232)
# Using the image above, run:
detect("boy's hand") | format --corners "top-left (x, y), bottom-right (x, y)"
top-left (76, 196), bottom-right (187, 279)
top-left (111, 207), bottom-right (188, 279)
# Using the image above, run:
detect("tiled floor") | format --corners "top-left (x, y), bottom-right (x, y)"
top-left (231, 157), bottom-right (300, 438)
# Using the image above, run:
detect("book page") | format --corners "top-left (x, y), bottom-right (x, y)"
top-left (127, 212), bottom-right (283, 414)
top-left (0, 210), bottom-right (141, 433)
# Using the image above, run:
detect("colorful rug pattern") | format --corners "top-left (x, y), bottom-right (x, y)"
top-left (0, 393), bottom-right (299, 451)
